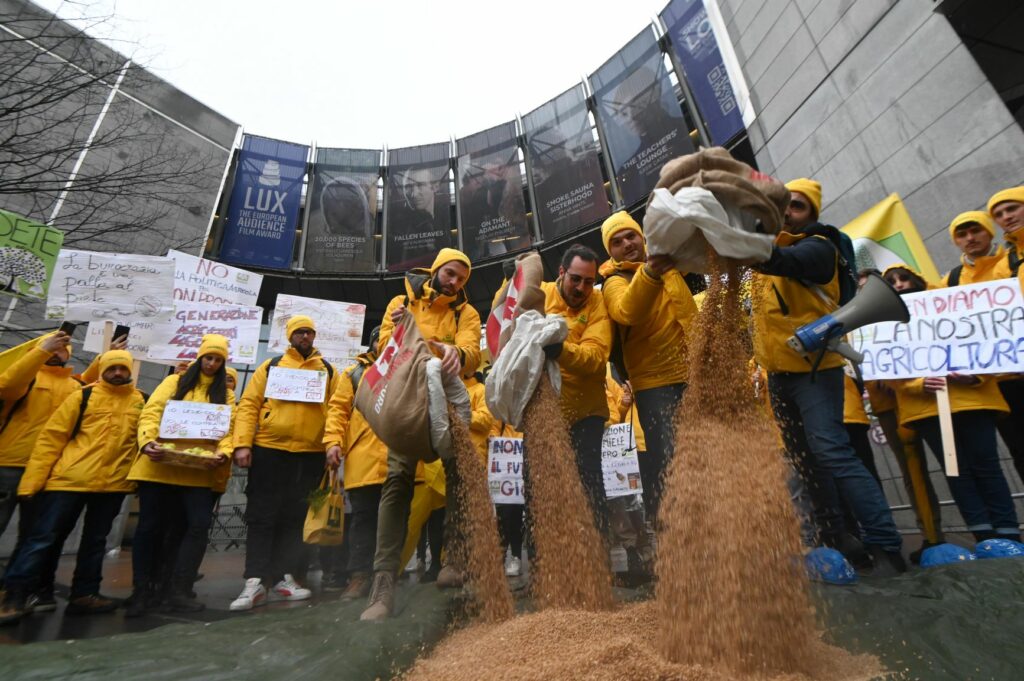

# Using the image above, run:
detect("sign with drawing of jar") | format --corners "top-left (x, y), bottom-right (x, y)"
top-left (601, 422), bottom-right (643, 499)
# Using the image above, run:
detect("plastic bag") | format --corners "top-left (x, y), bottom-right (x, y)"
top-left (425, 357), bottom-right (471, 461)
top-left (303, 470), bottom-right (345, 545)
top-left (485, 310), bottom-right (567, 430)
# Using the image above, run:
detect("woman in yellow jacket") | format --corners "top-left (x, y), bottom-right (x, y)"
top-left (127, 335), bottom-right (234, 614)
top-left (883, 265), bottom-right (1020, 543)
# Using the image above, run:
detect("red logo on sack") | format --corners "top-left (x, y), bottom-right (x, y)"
top-left (364, 322), bottom-right (407, 391)
top-left (486, 265), bottom-right (524, 359)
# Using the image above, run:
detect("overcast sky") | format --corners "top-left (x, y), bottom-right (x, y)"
top-left (40, 0), bottom-right (672, 149)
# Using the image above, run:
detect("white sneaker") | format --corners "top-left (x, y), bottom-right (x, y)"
top-left (269, 574), bottom-right (311, 602)
top-left (505, 556), bottom-right (522, 577)
top-left (230, 578), bottom-right (266, 611)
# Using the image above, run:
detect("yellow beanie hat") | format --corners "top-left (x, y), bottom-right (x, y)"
top-left (99, 349), bottom-right (133, 376)
top-left (430, 248), bottom-right (472, 279)
top-left (987, 186), bottom-right (1024, 216)
top-left (225, 366), bottom-right (238, 382)
top-left (600, 211), bottom-right (644, 256)
top-left (948, 211), bottom-right (995, 240)
top-left (785, 178), bottom-right (822, 218)
top-left (197, 333), bottom-right (229, 360)
top-left (285, 315), bottom-right (316, 338)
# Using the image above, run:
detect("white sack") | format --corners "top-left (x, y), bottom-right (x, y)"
top-left (425, 357), bottom-right (472, 461)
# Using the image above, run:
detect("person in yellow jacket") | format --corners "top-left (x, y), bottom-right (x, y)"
top-left (599, 211), bottom-right (695, 525)
top-left (882, 263), bottom-right (1020, 543)
top-left (362, 248), bottom-right (481, 621)
top-left (942, 211), bottom-right (1011, 286)
top-left (540, 243), bottom-right (612, 538)
top-left (230, 314), bottom-right (341, 612)
top-left (750, 178), bottom-right (904, 576)
top-left (126, 334), bottom-right (234, 616)
top-left (0, 350), bottom-right (144, 625)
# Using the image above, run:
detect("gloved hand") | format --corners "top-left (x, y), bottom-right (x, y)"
top-left (543, 342), bottom-right (563, 360)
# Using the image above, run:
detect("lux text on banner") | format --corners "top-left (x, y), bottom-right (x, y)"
top-left (851, 279), bottom-right (1024, 380)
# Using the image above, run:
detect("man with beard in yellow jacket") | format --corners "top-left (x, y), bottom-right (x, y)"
top-left (599, 211), bottom-right (696, 526)
top-left (230, 315), bottom-right (341, 611)
top-left (0, 350), bottom-right (144, 625)
top-left (540, 243), bottom-right (612, 538)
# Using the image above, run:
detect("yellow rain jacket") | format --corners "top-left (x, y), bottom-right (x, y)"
top-left (233, 347), bottom-right (341, 453)
top-left (599, 259), bottom-right (696, 391)
top-left (865, 380), bottom-right (896, 415)
top-left (18, 380), bottom-right (145, 495)
top-left (751, 231), bottom-right (845, 374)
top-left (542, 280), bottom-right (612, 424)
top-left (604, 374), bottom-right (647, 451)
top-left (130, 372), bottom-right (235, 489)
top-left (843, 372), bottom-right (869, 425)
top-left (941, 246), bottom-right (1011, 286)
top-left (378, 255), bottom-right (482, 376)
top-left (890, 375), bottom-right (1008, 427)
top-left (464, 376), bottom-right (493, 463)
top-left (0, 346), bottom-right (84, 468)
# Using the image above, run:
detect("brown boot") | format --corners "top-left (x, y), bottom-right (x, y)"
top-left (65, 594), bottom-right (118, 616)
top-left (359, 571), bottom-right (395, 621)
top-left (435, 565), bottom-right (465, 589)
top-left (340, 572), bottom-right (371, 602)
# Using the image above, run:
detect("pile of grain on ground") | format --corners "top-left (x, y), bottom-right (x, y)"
top-left (448, 406), bottom-right (514, 622)
top-left (400, 601), bottom-right (882, 681)
top-left (522, 376), bottom-right (613, 610)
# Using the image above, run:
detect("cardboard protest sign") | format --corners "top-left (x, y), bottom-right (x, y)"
top-left (601, 422), bottom-right (642, 499)
top-left (269, 294), bottom-right (365, 364)
top-left (852, 279), bottom-right (1024, 380)
top-left (158, 401), bottom-right (232, 440)
top-left (147, 301), bottom-right (261, 364)
top-left (45, 250), bottom-right (175, 321)
top-left (0, 208), bottom-right (64, 300)
top-left (265, 366), bottom-right (327, 402)
top-left (168, 249), bottom-right (263, 306)
top-left (487, 436), bottom-right (525, 505)
top-left (83, 317), bottom-right (175, 366)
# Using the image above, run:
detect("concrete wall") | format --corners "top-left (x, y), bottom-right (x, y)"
top-left (718, 0), bottom-right (1024, 274)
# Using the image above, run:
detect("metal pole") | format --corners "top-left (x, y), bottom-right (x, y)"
top-left (658, 24), bottom-right (713, 148)
top-left (200, 125), bottom-right (243, 257)
top-left (296, 141), bottom-right (317, 271)
top-left (452, 136), bottom-right (463, 253)
top-left (516, 114), bottom-right (543, 247)
top-left (379, 147), bottom-right (389, 274)
top-left (586, 80), bottom-right (623, 209)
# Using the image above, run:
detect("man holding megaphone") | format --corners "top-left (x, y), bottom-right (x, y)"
top-left (750, 178), bottom-right (907, 576)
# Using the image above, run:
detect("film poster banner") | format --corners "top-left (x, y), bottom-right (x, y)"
top-left (385, 143), bottom-right (453, 272)
top-left (304, 148), bottom-right (380, 273)
top-left (147, 301), bottom-right (262, 365)
top-left (220, 135), bottom-right (309, 270)
top-left (523, 85), bottom-right (610, 240)
top-left (487, 436), bottom-right (525, 505)
top-left (269, 294), bottom-right (366, 365)
top-left (456, 122), bottom-right (532, 260)
top-left (169, 250), bottom-right (262, 306)
top-left (851, 279), bottom-right (1024, 380)
top-left (662, 0), bottom-right (745, 146)
top-left (0, 208), bottom-right (64, 300)
top-left (591, 28), bottom-right (695, 206)
top-left (602, 422), bottom-right (643, 499)
top-left (45, 249), bottom-right (175, 322)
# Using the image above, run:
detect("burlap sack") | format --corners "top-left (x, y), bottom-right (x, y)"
top-left (486, 251), bottom-right (545, 359)
top-left (354, 312), bottom-right (434, 458)
top-left (651, 147), bottom-right (790, 235)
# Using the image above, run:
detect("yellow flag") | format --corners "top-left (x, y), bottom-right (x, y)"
top-left (0, 335), bottom-right (44, 376)
top-left (841, 193), bottom-right (940, 282)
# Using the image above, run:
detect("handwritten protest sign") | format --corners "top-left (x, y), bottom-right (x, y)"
top-left (265, 366), bottom-right (327, 402)
top-left (83, 317), bottom-right (175, 365)
top-left (0, 208), bottom-right (64, 300)
top-left (851, 279), bottom-right (1024, 380)
top-left (45, 250), bottom-right (175, 321)
top-left (159, 400), bottom-right (232, 440)
top-left (146, 301), bottom-right (261, 364)
top-left (602, 422), bottom-right (642, 499)
top-left (487, 436), bottom-right (525, 504)
top-left (269, 294), bottom-right (366, 364)
top-left (168, 249), bottom-right (262, 306)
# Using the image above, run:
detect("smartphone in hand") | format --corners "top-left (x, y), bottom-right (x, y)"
top-left (58, 321), bottom-right (77, 336)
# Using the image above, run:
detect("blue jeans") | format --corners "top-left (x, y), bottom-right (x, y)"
top-left (4, 491), bottom-right (125, 598)
top-left (915, 410), bottom-right (1019, 537)
top-left (634, 382), bottom-right (687, 524)
top-left (769, 367), bottom-right (901, 551)
top-left (0, 468), bottom-right (51, 591)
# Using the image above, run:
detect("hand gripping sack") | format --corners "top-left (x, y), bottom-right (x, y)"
top-left (486, 251), bottom-right (546, 360)
top-left (354, 312), bottom-right (434, 457)
top-left (303, 470), bottom-right (345, 546)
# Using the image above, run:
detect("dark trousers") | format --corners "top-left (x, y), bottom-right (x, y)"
top-left (0, 467), bottom-right (47, 588)
top-left (634, 383), bottom-right (687, 524)
top-left (769, 367), bottom-right (901, 550)
top-left (346, 484), bottom-right (381, 574)
top-left (997, 379), bottom-right (1024, 483)
top-left (570, 415), bottom-right (610, 538)
top-left (496, 503), bottom-right (524, 559)
top-left (916, 410), bottom-right (1019, 537)
top-left (132, 482), bottom-right (214, 594)
top-left (841, 423), bottom-right (882, 540)
top-left (244, 447), bottom-right (325, 585)
top-left (4, 491), bottom-right (124, 598)
top-left (318, 514), bottom-right (351, 582)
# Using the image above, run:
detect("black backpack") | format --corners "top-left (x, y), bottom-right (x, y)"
top-left (70, 385), bottom-right (148, 440)
top-left (602, 269), bottom-right (634, 382)
top-left (800, 224), bottom-right (859, 307)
